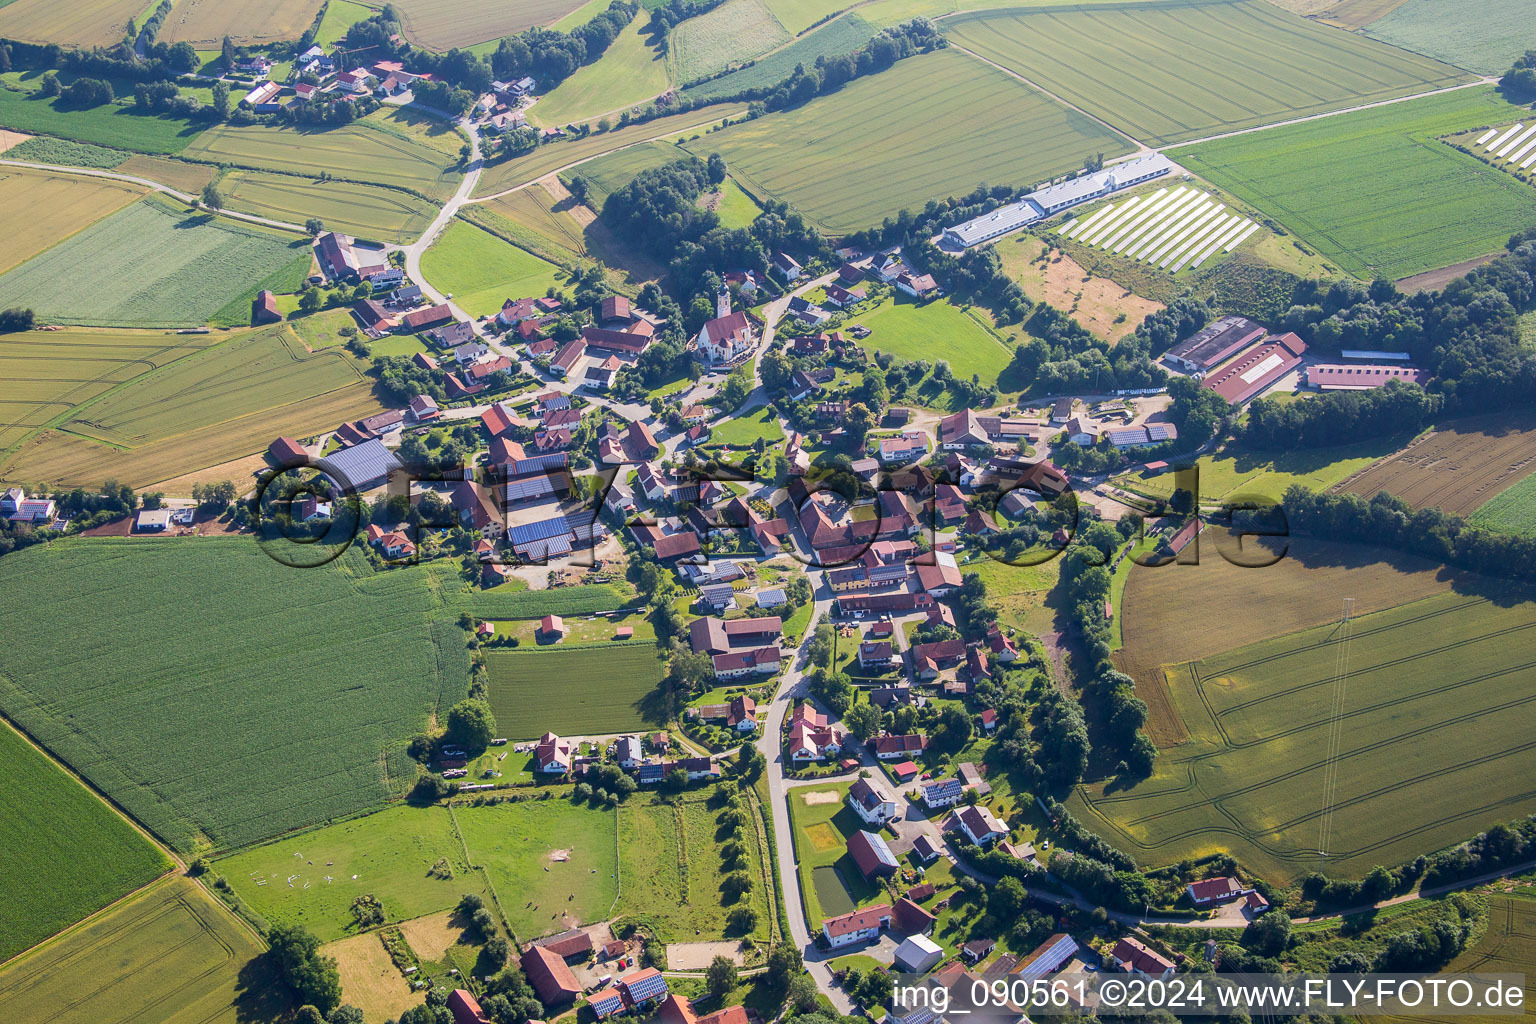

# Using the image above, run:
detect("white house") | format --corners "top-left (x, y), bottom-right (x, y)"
top-left (822, 904), bottom-right (891, 949)
top-left (847, 778), bottom-right (897, 826)
top-left (955, 805), bottom-right (1007, 846)
top-left (614, 735), bottom-right (643, 770)
top-left (919, 778), bottom-right (964, 810)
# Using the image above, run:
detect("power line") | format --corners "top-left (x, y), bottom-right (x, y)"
top-left (1317, 597), bottom-right (1353, 863)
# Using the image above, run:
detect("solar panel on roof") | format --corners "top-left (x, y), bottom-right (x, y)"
top-left (1147, 424), bottom-right (1174, 441)
top-left (624, 972), bottom-right (668, 1002)
top-left (504, 476), bottom-right (556, 501)
top-left (508, 515), bottom-right (570, 545)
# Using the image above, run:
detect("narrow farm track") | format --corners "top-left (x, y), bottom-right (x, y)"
top-left (0, 158), bottom-right (308, 233)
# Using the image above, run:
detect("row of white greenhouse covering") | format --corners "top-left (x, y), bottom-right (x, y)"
top-left (1055, 185), bottom-right (1261, 273)
top-left (940, 154), bottom-right (1175, 249)
top-left (1474, 122), bottom-right (1536, 169)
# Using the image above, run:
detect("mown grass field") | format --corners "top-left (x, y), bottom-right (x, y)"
top-left (465, 582), bottom-right (637, 618)
top-left (0, 198), bottom-right (306, 327)
top-left (704, 406), bottom-right (785, 447)
top-left (764, 0), bottom-right (854, 34)
top-left (1180, 87), bottom-right (1536, 281)
top-left (492, 608), bottom-right (654, 645)
top-left (1339, 411), bottom-right (1536, 515)
top-left (533, 16), bottom-right (671, 126)
top-left (0, 876), bottom-right (289, 1024)
top-left (0, 83), bottom-right (202, 153)
top-left (685, 48), bottom-right (1132, 233)
top-left (673, 0), bottom-right (790, 83)
top-left (116, 154), bottom-right (217, 192)
top-left (216, 804), bottom-right (483, 942)
top-left (1118, 434), bottom-right (1413, 503)
top-left (574, 139), bottom-right (691, 203)
top-left (0, 540), bottom-right (472, 854)
top-left (313, 0), bottom-right (375, 47)
top-left (998, 235), bottom-right (1163, 343)
top-left (1360, 0), bottom-right (1529, 75)
top-left (472, 103), bottom-right (747, 197)
top-left (59, 323), bottom-right (367, 449)
top-left (1316, 0), bottom-right (1408, 28)
top-left (159, 0), bottom-right (325, 45)
top-left (0, 722), bottom-right (171, 962)
top-left (1470, 475), bottom-right (1536, 538)
top-left (683, 14), bottom-right (876, 101)
top-left (387, 0), bottom-right (585, 51)
top-left (853, 294), bottom-right (1013, 381)
top-left (182, 122), bottom-right (460, 201)
top-left (0, 165), bottom-right (145, 276)
top-left (485, 643), bottom-right (665, 737)
top-left (0, 0), bottom-right (146, 47)
top-left (219, 169), bottom-right (439, 244)
top-left (787, 782), bottom-right (886, 927)
top-left (705, 177), bottom-right (761, 228)
top-left (1077, 588), bottom-right (1536, 882)
top-left (421, 219), bottom-right (566, 317)
top-left (946, 0), bottom-right (1468, 148)
top-left (325, 931), bottom-right (425, 1022)
top-left (619, 793), bottom-right (774, 942)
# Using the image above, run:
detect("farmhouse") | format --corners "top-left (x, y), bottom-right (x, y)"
top-left (401, 304), bottom-right (453, 333)
top-left (1202, 332), bottom-right (1307, 405)
top-left (921, 778), bottom-right (964, 809)
top-left (1163, 315), bottom-right (1265, 373)
top-left (712, 646), bottom-right (779, 680)
top-left (773, 251), bottom-right (803, 280)
top-left (1108, 423), bottom-right (1177, 448)
top-left (448, 990), bottom-right (491, 1024)
top-left (619, 968), bottom-right (669, 1012)
top-left (522, 942), bottom-right (582, 1005)
top-left (912, 835), bottom-right (943, 863)
top-left (939, 409), bottom-right (992, 449)
top-left (582, 325), bottom-right (653, 357)
top-left (1187, 876), bottom-right (1251, 906)
top-left (871, 733), bottom-right (927, 759)
top-left (1306, 364), bottom-right (1428, 390)
top-left (788, 705), bottom-right (843, 761)
top-left (535, 732), bottom-right (573, 774)
top-left (848, 828), bottom-right (900, 880)
top-left (848, 778), bottom-right (897, 825)
top-left (824, 904), bottom-right (891, 948)
top-left (689, 616), bottom-right (782, 655)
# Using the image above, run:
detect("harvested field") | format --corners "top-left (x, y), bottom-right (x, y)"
top-left (325, 932), bottom-right (424, 1022)
top-left (1119, 436), bottom-right (1409, 504)
top-left (1316, 0), bottom-right (1409, 28)
top-left (0, 0), bottom-right (146, 48)
top-left (852, 294), bottom-right (1012, 381)
top-left (672, 0), bottom-right (789, 83)
top-left (182, 123), bottom-right (460, 202)
top-left (997, 235), bottom-right (1163, 342)
top-left (149, 452), bottom-right (270, 497)
top-left (1077, 586), bottom-right (1536, 882)
top-left (0, 540), bottom-right (473, 853)
top-left (1338, 411), bottom-right (1536, 515)
top-left (0, 128), bottom-right (28, 152)
top-left (1394, 254), bottom-right (1495, 293)
top-left (0, 197), bottom-right (306, 328)
top-left (683, 48), bottom-right (1131, 233)
top-left (159, 0), bottom-right (325, 45)
top-left (0, 876), bottom-right (289, 1024)
top-left (387, 0), bottom-right (586, 51)
top-left (0, 720), bottom-right (171, 962)
top-left (946, 0), bottom-right (1468, 148)
top-left (219, 169), bottom-right (438, 245)
top-left (484, 643), bottom-right (665, 737)
top-left (765, 0), bottom-right (853, 34)
top-left (0, 166), bottom-right (146, 276)
top-left (397, 910), bottom-right (465, 961)
top-left (683, 14), bottom-right (876, 101)
top-left (114, 154), bottom-right (217, 192)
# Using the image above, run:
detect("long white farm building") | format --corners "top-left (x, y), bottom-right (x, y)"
top-left (941, 153), bottom-right (1174, 249)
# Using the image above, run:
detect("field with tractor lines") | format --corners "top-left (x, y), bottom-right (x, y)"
top-left (386, 0), bottom-right (587, 51)
top-left (0, 0), bottom-right (146, 47)
top-left (683, 14), bottom-right (876, 101)
top-left (0, 166), bottom-right (146, 276)
top-left (219, 169), bottom-right (439, 244)
top-left (946, 0), bottom-right (1468, 148)
top-left (158, 0), bottom-right (325, 46)
top-left (0, 540), bottom-right (473, 853)
top-left (0, 198), bottom-right (307, 328)
top-left (672, 0), bottom-right (790, 83)
top-left (1338, 411), bottom-right (1536, 515)
top-left (1079, 588), bottom-right (1536, 881)
top-left (532, 16), bottom-right (671, 126)
top-left (1179, 87), bottom-right (1536, 280)
top-left (685, 47), bottom-right (1131, 233)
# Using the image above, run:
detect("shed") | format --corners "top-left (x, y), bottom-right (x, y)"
top-left (893, 934), bottom-right (944, 973)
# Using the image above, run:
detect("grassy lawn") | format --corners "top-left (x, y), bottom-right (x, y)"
top-left (710, 176), bottom-right (762, 229)
top-left (485, 644), bottom-right (667, 737)
top-left (370, 334), bottom-right (431, 358)
top-left (1115, 435), bottom-right (1414, 504)
top-left (491, 608), bottom-right (655, 646)
top-left (290, 307), bottom-right (358, 350)
top-left (708, 407), bottom-right (785, 447)
top-left (788, 782), bottom-right (889, 927)
top-left (959, 547), bottom-right (1061, 637)
top-left (421, 219), bottom-right (566, 318)
top-left (854, 294), bottom-right (1013, 383)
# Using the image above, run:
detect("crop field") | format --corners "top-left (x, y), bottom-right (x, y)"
top-left (1179, 87), bottom-right (1536, 280)
top-left (182, 122), bottom-right (460, 201)
top-left (219, 169), bottom-right (438, 244)
top-left (764, 0), bottom-right (855, 34)
top-left (472, 187), bottom-right (594, 268)
top-left (673, 0), bottom-right (790, 83)
top-left (945, 0), bottom-right (1468, 148)
top-left (1338, 411), bottom-right (1536, 515)
top-left (1113, 528), bottom-right (1467, 742)
top-left (59, 324), bottom-right (367, 449)
top-left (684, 14), bottom-right (876, 100)
top-left (0, 722), bottom-right (171, 962)
top-left (158, 0), bottom-right (325, 45)
top-left (1470, 475), bottom-right (1536, 538)
top-left (1360, 0), bottom-right (1529, 76)
top-left (386, 0), bottom-right (586, 51)
top-left (115, 154), bottom-right (217, 193)
top-left (0, 85), bottom-right (201, 153)
top-left (997, 235), bottom-right (1163, 342)
top-left (326, 932), bottom-right (425, 1021)
top-left (0, 876), bottom-right (289, 1024)
top-left (1075, 588), bottom-right (1536, 881)
top-left (421, 220), bottom-right (566, 317)
top-left (853, 295), bottom-right (1013, 381)
top-left (1119, 434), bottom-right (1410, 503)
top-left (684, 48), bottom-right (1132, 233)
top-left (0, 540), bottom-right (473, 853)
top-left (1317, 0), bottom-right (1409, 29)
top-left (472, 103), bottom-right (747, 198)
top-left (0, 0), bottom-right (147, 47)
top-left (1381, 896), bottom-right (1536, 1024)
top-left (0, 328), bottom-right (224, 464)
top-left (484, 643), bottom-right (665, 737)
top-left (574, 140), bottom-right (692, 203)
top-left (0, 198), bottom-right (306, 328)
top-left (0, 166), bottom-right (145, 276)
top-left (618, 794), bottom-right (773, 941)
top-left (216, 804), bottom-right (483, 942)
top-left (4, 135), bottom-right (127, 167)
top-left (533, 17), bottom-right (671, 126)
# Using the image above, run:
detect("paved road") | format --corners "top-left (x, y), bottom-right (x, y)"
top-left (400, 119), bottom-right (484, 331)
top-left (0, 158), bottom-right (309, 233)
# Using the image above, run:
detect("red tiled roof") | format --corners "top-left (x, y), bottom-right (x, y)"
top-left (521, 943), bottom-right (581, 1003)
top-left (823, 903), bottom-right (891, 938)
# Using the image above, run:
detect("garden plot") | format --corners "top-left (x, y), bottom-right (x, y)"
top-left (1058, 186), bottom-right (1261, 273)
